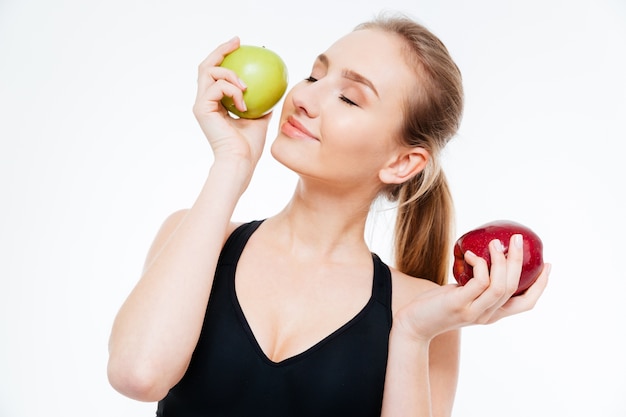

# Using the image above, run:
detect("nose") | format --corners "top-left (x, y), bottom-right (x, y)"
top-left (290, 80), bottom-right (320, 118)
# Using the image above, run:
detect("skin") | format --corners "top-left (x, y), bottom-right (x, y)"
top-left (107, 29), bottom-right (550, 416)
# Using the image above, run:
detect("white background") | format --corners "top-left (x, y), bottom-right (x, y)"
top-left (1, 0), bottom-right (625, 416)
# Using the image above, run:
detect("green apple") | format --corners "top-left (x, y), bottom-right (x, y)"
top-left (220, 45), bottom-right (288, 119)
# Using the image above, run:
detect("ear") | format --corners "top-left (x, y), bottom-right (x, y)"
top-left (379, 147), bottom-right (430, 185)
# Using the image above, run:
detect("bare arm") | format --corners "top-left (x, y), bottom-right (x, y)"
top-left (382, 329), bottom-right (460, 417)
top-left (107, 37), bottom-right (272, 402)
top-left (428, 330), bottom-right (460, 417)
top-left (107, 163), bottom-right (250, 401)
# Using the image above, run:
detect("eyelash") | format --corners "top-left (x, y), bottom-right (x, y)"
top-left (304, 76), bottom-right (359, 107)
top-left (339, 95), bottom-right (358, 106)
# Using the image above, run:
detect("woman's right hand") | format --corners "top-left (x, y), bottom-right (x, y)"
top-left (193, 36), bottom-right (272, 170)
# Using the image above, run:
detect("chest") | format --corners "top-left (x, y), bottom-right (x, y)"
top-left (235, 249), bottom-right (374, 363)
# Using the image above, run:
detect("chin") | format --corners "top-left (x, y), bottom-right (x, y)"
top-left (270, 133), bottom-right (314, 178)
top-left (270, 134), bottom-right (295, 168)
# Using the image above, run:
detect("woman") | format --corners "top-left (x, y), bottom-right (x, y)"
top-left (107, 14), bottom-right (550, 417)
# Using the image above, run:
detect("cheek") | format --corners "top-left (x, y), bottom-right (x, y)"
top-left (315, 137), bottom-right (386, 186)
top-left (320, 116), bottom-right (394, 165)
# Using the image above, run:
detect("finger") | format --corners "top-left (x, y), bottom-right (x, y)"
top-left (474, 238), bottom-right (523, 320)
top-left (486, 262), bottom-right (551, 322)
top-left (460, 250), bottom-right (491, 298)
top-left (505, 234), bottom-right (524, 295)
top-left (208, 79), bottom-right (247, 113)
top-left (487, 238), bottom-right (510, 298)
top-left (194, 79), bottom-right (247, 118)
top-left (524, 262), bottom-right (550, 299)
top-left (196, 66), bottom-right (248, 107)
top-left (197, 37), bottom-right (242, 88)
top-left (467, 240), bottom-right (509, 315)
top-left (195, 67), bottom-right (248, 117)
top-left (508, 262), bottom-right (550, 310)
top-left (196, 66), bottom-right (247, 94)
top-left (198, 36), bottom-right (240, 71)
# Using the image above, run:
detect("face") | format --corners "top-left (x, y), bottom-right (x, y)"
top-left (271, 29), bottom-right (418, 195)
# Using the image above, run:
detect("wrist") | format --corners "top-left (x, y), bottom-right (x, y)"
top-left (209, 157), bottom-right (255, 189)
top-left (191, 158), bottom-right (255, 215)
top-left (391, 304), bottom-right (439, 346)
top-left (389, 323), bottom-right (432, 350)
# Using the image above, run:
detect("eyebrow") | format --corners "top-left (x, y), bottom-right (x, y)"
top-left (316, 54), bottom-right (379, 98)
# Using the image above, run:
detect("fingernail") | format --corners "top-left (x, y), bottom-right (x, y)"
top-left (465, 250), bottom-right (476, 258)
top-left (514, 234), bottom-right (523, 248)
top-left (238, 78), bottom-right (247, 89)
top-left (492, 239), bottom-right (504, 252)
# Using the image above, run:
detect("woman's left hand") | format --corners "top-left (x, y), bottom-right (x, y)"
top-left (393, 234), bottom-right (550, 343)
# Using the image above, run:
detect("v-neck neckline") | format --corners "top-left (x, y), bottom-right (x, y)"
top-left (230, 255), bottom-right (379, 367)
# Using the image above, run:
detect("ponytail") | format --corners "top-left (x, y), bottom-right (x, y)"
top-left (393, 170), bottom-right (454, 285)
top-left (357, 14), bottom-right (463, 285)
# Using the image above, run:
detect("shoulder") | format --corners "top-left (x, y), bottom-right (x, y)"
top-left (389, 267), bottom-right (441, 316)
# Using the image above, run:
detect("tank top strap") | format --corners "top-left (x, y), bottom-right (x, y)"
top-left (217, 220), bottom-right (265, 267)
top-left (371, 253), bottom-right (393, 309)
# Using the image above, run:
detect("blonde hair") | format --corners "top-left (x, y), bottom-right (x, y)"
top-left (356, 14), bottom-right (464, 285)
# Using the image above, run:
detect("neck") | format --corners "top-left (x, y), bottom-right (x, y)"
top-left (267, 178), bottom-right (379, 261)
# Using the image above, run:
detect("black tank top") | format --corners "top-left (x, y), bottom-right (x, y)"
top-left (156, 220), bottom-right (393, 417)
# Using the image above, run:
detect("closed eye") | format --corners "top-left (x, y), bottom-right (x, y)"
top-left (305, 76), bottom-right (358, 107)
top-left (340, 95), bottom-right (358, 107)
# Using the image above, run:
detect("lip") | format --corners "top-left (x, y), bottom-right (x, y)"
top-left (281, 116), bottom-right (318, 141)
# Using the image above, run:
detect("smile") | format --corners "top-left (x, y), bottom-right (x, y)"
top-left (281, 116), bottom-right (318, 141)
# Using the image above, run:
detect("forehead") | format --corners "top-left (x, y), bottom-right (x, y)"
top-left (323, 29), bottom-right (416, 101)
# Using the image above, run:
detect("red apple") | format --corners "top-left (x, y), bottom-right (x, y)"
top-left (452, 220), bottom-right (544, 296)
top-left (220, 45), bottom-right (288, 119)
